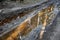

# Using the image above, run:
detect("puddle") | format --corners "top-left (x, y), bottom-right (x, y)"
top-left (0, 4), bottom-right (56, 40)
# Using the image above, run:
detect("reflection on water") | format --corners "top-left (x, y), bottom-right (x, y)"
top-left (1, 5), bottom-right (56, 40)
top-left (39, 5), bottom-right (55, 39)
top-left (18, 5), bottom-right (55, 40)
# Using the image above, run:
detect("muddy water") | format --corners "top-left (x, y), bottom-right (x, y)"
top-left (16, 5), bottom-right (55, 40)
top-left (0, 5), bottom-right (55, 40)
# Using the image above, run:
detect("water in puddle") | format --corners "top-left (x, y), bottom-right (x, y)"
top-left (1, 5), bottom-right (56, 40)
